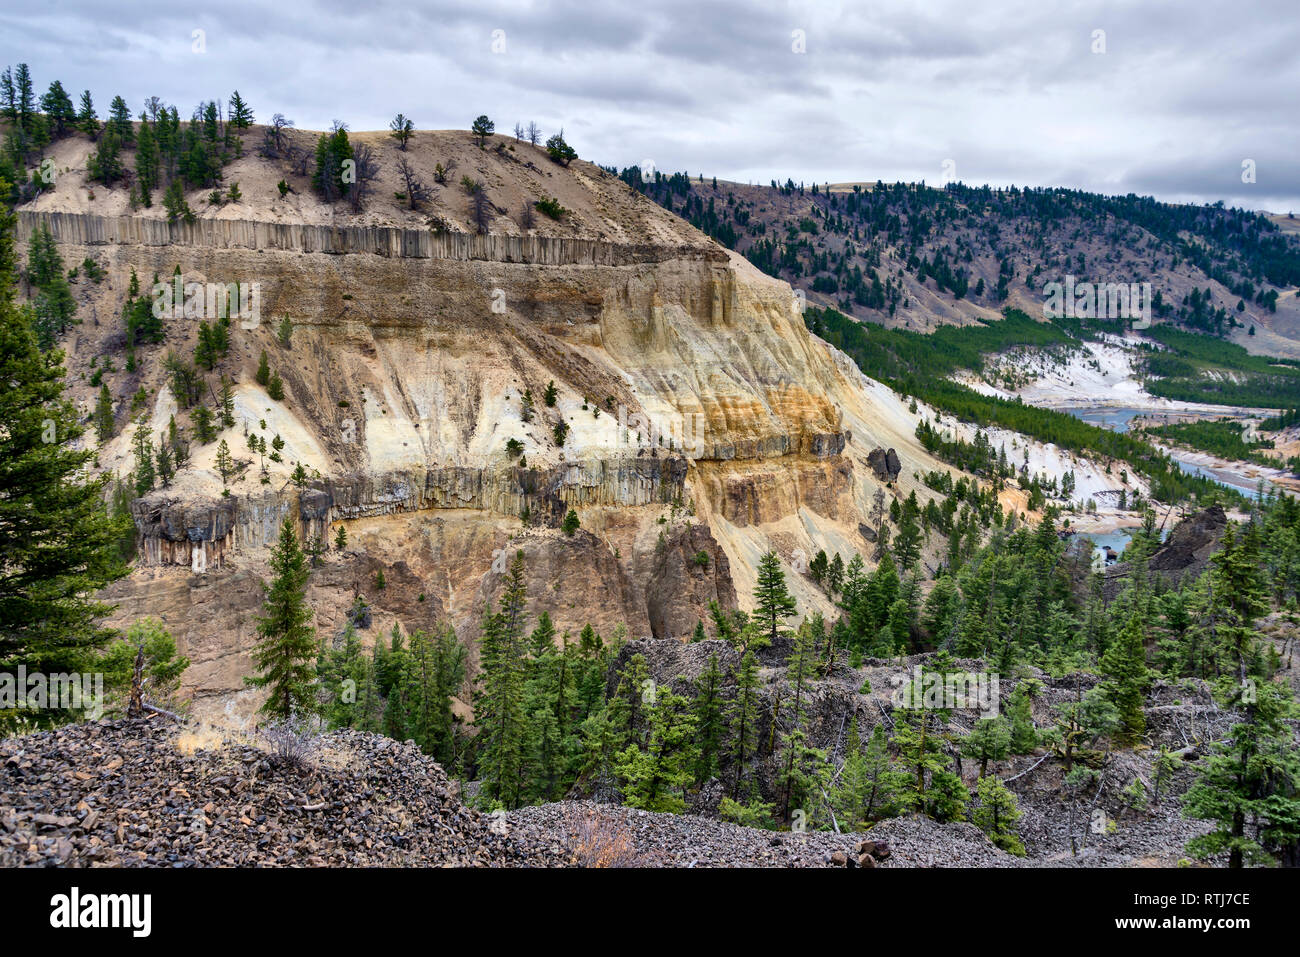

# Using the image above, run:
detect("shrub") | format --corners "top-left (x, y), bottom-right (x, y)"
top-left (535, 196), bottom-right (567, 220)
top-left (260, 717), bottom-right (321, 770)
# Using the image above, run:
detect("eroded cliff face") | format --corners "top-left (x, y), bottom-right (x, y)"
top-left (22, 134), bottom-right (951, 723)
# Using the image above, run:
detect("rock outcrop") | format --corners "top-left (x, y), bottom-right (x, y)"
top-left (22, 129), bottom-right (954, 721)
top-left (1104, 506), bottom-right (1229, 599)
top-left (867, 446), bottom-right (902, 483)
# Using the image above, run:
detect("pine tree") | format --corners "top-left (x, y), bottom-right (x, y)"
top-left (75, 90), bottom-right (98, 136)
top-left (155, 439), bottom-right (174, 487)
top-left (615, 686), bottom-right (697, 813)
top-left (528, 611), bottom-right (557, 658)
top-left (1209, 525), bottom-right (1270, 681)
top-left (1007, 682), bottom-right (1039, 753)
top-left (0, 196), bottom-right (130, 680)
top-left (94, 383), bottom-right (114, 442)
top-left (131, 420), bottom-right (154, 495)
top-left (246, 517), bottom-right (318, 721)
top-left (1099, 616), bottom-right (1148, 744)
top-left (753, 550), bottom-right (797, 649)
top-left (826, 552), bottom-right (845, 593)
top-left (892, 500), bottom-right (923, 571)
top-left (320, 620), bottom-right (368, 729)
top-left (39, 80), bottom-right (75, 138)
top-left (107, 95), bottom-right (133, 144)
top-left (691, 653), bottom-right (726, 785)
top-left (134, 117), bottom-right (159, 205)
top-left (228, 90), bottom-right (253, 129)
top-left (809, 549), bottom-right (828, 584)
top-left (1183, 679), bottom-right (1300, 868)
top-left (218, 376), bottom-right (235, 427)
top-left (891, 673), bottom-right (966, 821)
top-left (255, 349), bottom-right (270, 386)
top-left (726, 650), bottom-right (761, 799)
top-left (214, 439), bottom-right (233, 488)
top-left (961, 716), bottom-right (1011, 777)
top-left (972, 775), bottom-right (1026, 855)
top-left (191, 404), bottom-right (215, 444)
top-left (607, 652), bottom-right (652, 749)
top-left (162, 179), bottom-right (193, 224)
top-left (474, 551), bottom-right (530, 808)
top-left (778, 613), bottom-right (826, 819)
top-left (830, 720), bottom-right (899, 828)
top-left (381, 628), bottom-right (411, 741)
top-left (404, 624), bottom-right (467, 763)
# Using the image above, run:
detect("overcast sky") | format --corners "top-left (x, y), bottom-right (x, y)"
top-left (5, 0), bottom-right (1297, 212)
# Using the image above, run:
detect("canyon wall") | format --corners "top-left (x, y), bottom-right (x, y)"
top-left (27, 184), bottom-right (943, 723)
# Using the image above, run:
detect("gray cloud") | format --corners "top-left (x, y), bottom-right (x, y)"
top-left (2, 0), bottom-right (1295, 211)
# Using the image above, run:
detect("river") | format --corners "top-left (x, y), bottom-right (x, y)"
top-left (1056, 405), bottom-right (1280, 501)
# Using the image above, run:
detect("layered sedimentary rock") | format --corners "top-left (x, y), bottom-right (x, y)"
top-left (21, 135), bottom-right (947, 722)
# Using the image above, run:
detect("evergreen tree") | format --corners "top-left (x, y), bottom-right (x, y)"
top-left (474, 550), bottom-right (530, 808)
top-left (191, 404), bottom-right (215, 444)
top-left (1099, 616), bottom-right (1148, 744)
top-left (320, 620), bottom-right (368, 729)
top-left (972, 775), bottom-right (1026, 855)
top-left (39, 80), bottom-right (75, 138)
top-left (94, 383), bottom-right (114, 442)
top-left (615, 686), bottom-right (697, 813)
top-left (218, 375), bottom-right (235, 427)
top-left (131, 420), bottom-right (154, 496)
top-left (1007, 681), bottom-right (1039, 754)
top-left (405, 624), bottom-right (467, 764)
top-left (75, 90), bottom-right (98, 136)
top-left (726, 651), bottom-right (761, 799)
top-left (228, 90), bottom-right (254, 129)
top-left (777, 613), bottom-right (827, 819)
top-left (961, 716), bottom-right (1011, 778)
top-left (214, 438), bottom-right (233, 488)
top-left (0, 196), bottom-right (129, 680)
top-left (134, 117), bottom-right (159, 205)
top-left (826, 552), bottom-right (845, 593)
top-left (891, 668), bottom-right (968, 823)
top-left (830, 720), bottom-right (900, 828)
top-left (1209, 526), bottom-right (1270, 681)
top-left (107, 95), bottom-right (133, 144)
top-left (1184, 680), bottom-right (1300, 868)
top-left (691, 653), bottom-right (726, 785)
top-left (246, 517), bottom-right (318, 721)
top-left (471, 114), bottom-right (494, 147)
top-left (155, 438), bottom-right (174, 487)
top-left (162, 179), bottom-right (194, 224)
top-left (753, 550), bottom-right (797, 649)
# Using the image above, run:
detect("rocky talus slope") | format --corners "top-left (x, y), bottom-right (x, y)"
top-left (1, 719), bottom-right (1014, 867)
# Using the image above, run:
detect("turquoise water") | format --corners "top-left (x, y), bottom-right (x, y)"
top-left (1060, 406), bottom-right (1270, 500)
top-left (1068, 407), bottom-right (1145, 433)
top-left (1062, 526), bottom-right (1166, 562)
